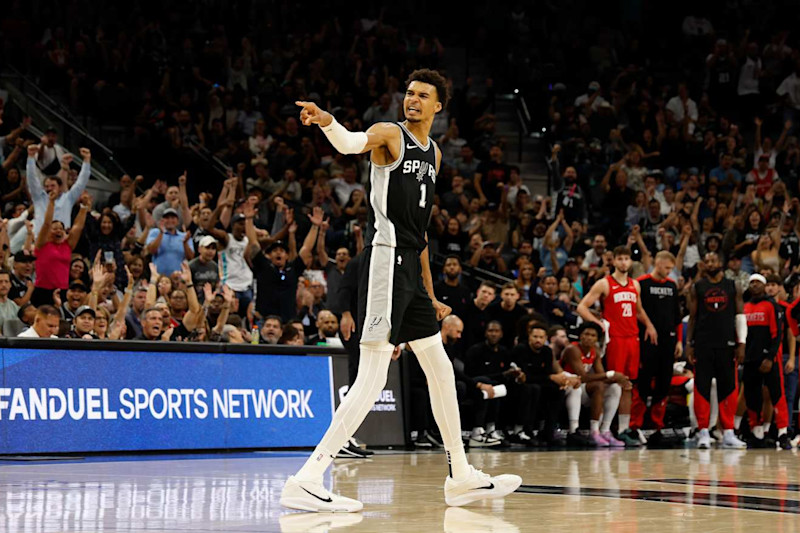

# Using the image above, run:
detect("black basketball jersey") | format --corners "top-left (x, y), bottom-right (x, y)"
top-left (365, 122), bottom-right (437, 252)
top-left (694, 277), bottom-right (737, 347)
top-left (637, 274), bottom-right (681, 339)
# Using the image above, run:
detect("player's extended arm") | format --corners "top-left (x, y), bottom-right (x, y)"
top-left (635, 279), bottom-right (658, 345)
top-left (421, 234), bottom-right (451, 321)
top-left (296, 101), bottom-right (398, 155)
top-left (576, 278), bottom-right (607, 327)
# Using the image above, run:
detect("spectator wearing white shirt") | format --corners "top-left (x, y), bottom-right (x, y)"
top-left (777, 62), bottom-right (800, 126)
top-left (574, 81), bottom-right (609, 112)
top-left (665, 83), bottom-right (698, 135)
top-left (329, 166), bottom-right (364, 207)
top-left (17, 305), bottom-right (60, 338)
top-left (36, 127), bottom-right (66, 174)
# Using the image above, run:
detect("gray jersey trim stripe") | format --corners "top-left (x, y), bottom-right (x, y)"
top-left (361, 245), bottom-right (395, 344)
top-left (369, 146), bottom-right (399, 247)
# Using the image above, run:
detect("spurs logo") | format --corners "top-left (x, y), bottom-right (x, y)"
top-left (368, 316), bottom-right (383, 332)
top-left (416, 161), bottom-right (429, 182)
top-left (397, 255), bottom-right (403, 265)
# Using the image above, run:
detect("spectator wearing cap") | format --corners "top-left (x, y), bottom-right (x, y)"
top-left (60, 281), bottom-right (88, 322)
top-left (146, 207), bottom-right (195, 276)
top-left (207, 201), bottom-right (261, 314)
top-left (65, 305), bottom-right (98, 339)
top-left (33, 189), bottom-right (90, 307)
top-left (9, 251), bottom-right (35, 307)
top-left (18, 305), bottom-right (60, 338)
top-left (26, 144), bottom-right (92, 237)
top-left (250, 206), bottom-right (321, 323)
top-left (0, 269), bottom-right (20, 334)
top-left (189, 235), bottom-right (220, 301)
top-left (469, 240), bottom-right (507, 275)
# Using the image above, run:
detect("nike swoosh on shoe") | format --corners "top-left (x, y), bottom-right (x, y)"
top-left (302, 487), bottom-right (333, 502)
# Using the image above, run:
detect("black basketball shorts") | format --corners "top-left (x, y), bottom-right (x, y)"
top-left (358, 245), bottom-right (440, 346)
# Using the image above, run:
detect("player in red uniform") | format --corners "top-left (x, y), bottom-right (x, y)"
top-left (578, 246), bottom-right (658, 446)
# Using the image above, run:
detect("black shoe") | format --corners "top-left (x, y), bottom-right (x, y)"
top-left (422, 431), bottom-right (443, 448)
top-left (337, 442), bottom-right (369, 458)
top-left (507, 431), bottom-right (534, 446)
top-left (541, 432), bottom-right (566, 448)
top-left (349, 437), bottom-right (375, 455)
top-left (566, 431), bottom-right (595, 448)
top-left (778, 433), bottom-right (792, 450)
top-left (745, 435), bottom-right (768, 449)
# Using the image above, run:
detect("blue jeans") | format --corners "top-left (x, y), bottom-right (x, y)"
top-left (235, 289), bottom-right (254, 320)
top-left (783, 352), bottom-right (799, 432)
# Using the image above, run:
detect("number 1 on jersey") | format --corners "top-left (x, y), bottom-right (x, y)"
top-left (419, 183), bottom-right (426, 208)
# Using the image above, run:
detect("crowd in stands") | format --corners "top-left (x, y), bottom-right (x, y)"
top-left (1, 1), bottom-right (800, 447)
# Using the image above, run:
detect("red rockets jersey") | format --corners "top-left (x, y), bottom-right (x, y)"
top-left (602, 275), bottom-right (639, 337)
top-left (562, 341), bottom-right (597, 374)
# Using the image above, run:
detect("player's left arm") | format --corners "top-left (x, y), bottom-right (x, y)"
top-left (421, 233), bottom-right (450, 321)
top-left (634, 279), bottom-right (658, 345)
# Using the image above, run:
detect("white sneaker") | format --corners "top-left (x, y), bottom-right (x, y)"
top-left (468, 428), bottom-right (501, 448)
top-left (279, 512), bottom-right (363, 532)
top-left (489, 430), bottom-right (505, 441)
top-left (444, 507), bottom-right (520, 533)
top-left (280, 476), bottom-right (363, 513)
top-left (721, 432), bottom-right (747, 450)
top-left (697, 429), bottom-right (711, 450)
top-left (444, 466), bottom-right (522, 507)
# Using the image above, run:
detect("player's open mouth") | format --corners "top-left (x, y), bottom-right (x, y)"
top-left (407, 106), bottom-right (420, 113)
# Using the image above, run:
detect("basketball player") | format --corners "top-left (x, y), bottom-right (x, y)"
top-left (561, 322), bottom-right (630, 447)
top-left (577, 246), bottom-right (658, 447)
top-left (746, 274), bottom-right (792, 449)
top-left (281, 70), bottom-right (521, 513)
top-left (632, 251), bottom-right (683, 446)
top-left (686, 252), bottom-right (747, 449)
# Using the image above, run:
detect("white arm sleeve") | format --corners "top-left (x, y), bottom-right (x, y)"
top-left (320, 117), bottom-right (369, 154)
top-left (735, 314), bottom-right (747, 344)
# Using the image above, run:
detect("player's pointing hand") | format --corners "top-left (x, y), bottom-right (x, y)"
top-left (296, 101), bottom-right (332, 127)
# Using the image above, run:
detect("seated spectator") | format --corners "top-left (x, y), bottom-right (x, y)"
top-left (511, 323), bottom-right (580, 445)
top-left (9, 251), bottom-right (35, 307)
top-left (436, 217), bottom-right (471, 259)
top-left (469, 241), bottom-right (507, 274)
top-left (0, 269), bottom-right (20, 333)
top-left (260, 315), bottom-right (284, 345)
top-left (65, 305), bottom-right (98, 339)
top-left (463, 281), bottom-right (497, 348)
top-left (18, 305), bottom-right (60, 338)
top-left (306, 310), bottom-right (342, 347)
top-left (279, 324), bottom-right (305, 345)
top-left (33, 191), bottom-right (89, 307)
top-left (538, 275), bottom-right (577, 327)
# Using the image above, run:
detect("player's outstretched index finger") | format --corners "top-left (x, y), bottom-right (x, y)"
top-left (295, 101), bottom-right (314, 109)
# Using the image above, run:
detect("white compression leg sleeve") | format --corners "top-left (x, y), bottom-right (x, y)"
top-left (709, 378), bottom-right (719, 428)
top-left (566, 387), bottom-right (582, 432)
top-left (295, 341), bottom-right (394, 482)
top-left (601, 384), bottom-right (622, 432)
top-left (408, 333), bottom-right (470, 481)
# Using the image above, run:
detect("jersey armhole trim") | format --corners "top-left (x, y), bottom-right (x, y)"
top-left (370, 124), bottom-right (405, 170)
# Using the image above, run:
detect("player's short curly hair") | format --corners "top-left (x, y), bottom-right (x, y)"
top-left (405, 68), bottom-right (450, 108)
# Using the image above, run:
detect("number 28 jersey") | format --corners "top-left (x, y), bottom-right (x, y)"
top-left (365, 122), bottom-right (436, 252)
top-left (602, 275), bottom-right (639, 337)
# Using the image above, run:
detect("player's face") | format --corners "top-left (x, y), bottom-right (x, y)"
top-left (655, 258), bottom-right (675, 278)
top-left (579, 328), bottom-right (598, 348)
top-left (550, 329), bottom-right (568, 348)
top-left (404, 81), bottom-right (441, 123)
top-left (528, 328), bottom-right (547, 350)
top-left (613, 254), bottom-right (631, 275)
top-left (750, 280), bottom-right (765, 297)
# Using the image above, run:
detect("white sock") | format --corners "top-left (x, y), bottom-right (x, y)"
top-left (618, 414), bottom-right (630, 433)
top-left (590, 420), bottom-right (600, 433)
top-left (709, 379), bottom-right (719, 427)
top-left (471, 427), bottom-right (483, 438)
top-left (296, 342), bottom-right (393, 482)
top-left (778, 427), bottom-right (788, 437)
top-left (752, 426), bottom-right (765, 440)
top-left (566, 387), bottom-right (582, 433)
top-left (762, 423), bottom-right (770, 434)
top-left (734, 415), bottom-right (742, 430)
top-left (724, 428), bottom-right (737, 439)
top-left (486, 422), bottom-right (496, 433)
top-left (409, 334), bottom-right (470, 481)
top-left (513, 424), bottom-right (524, 434)
top-left (602, 384), bottom-right (622, 432)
